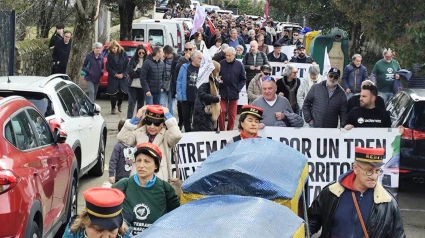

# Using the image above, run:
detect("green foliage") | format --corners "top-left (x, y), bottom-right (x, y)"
top-left (238, 0), bottom-right (264, 17)
top-left (398, 21), bottom-right (425, 68)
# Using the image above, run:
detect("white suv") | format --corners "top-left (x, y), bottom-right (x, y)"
top-left (0, 74), bottom-right (107, 177)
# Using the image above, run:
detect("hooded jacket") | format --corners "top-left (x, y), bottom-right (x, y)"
top-left (308, 170), bottom-right (406, 238)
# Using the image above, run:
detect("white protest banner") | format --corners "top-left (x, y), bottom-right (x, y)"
top-left (171, 128), bottom-right (400, 205)
top-left (268, 62), bottom-right (312, 80)
top-left (196, 47), bottom-right (215, 88)
top-left (245, 45), bottom-right (295, 59)
top-left (323, 46), bottom-right (331, 76)
top-left (191, 6), bottom-right (206, 36)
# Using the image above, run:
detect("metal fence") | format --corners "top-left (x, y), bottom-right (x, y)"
top-left (0, 9), bottom-right (15, 76)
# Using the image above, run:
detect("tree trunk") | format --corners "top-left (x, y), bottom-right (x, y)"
top-left (119, 1), bottom-right (136, 40)
top-left (349, 22), bottom-right (365, 57)
top-left (67, 0), bottom-right (96, 88)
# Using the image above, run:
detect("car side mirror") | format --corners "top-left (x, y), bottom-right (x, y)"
top-left (94, 103), bottom-right (101, 114)
top-left (54, 128), bottom-right (67, 144)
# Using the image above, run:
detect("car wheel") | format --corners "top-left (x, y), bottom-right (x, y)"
top-left (55, 176), bottom-right (77, 236)
top-left (30, 221), bottom-right (41, 238)
top-left (89, 133), bottom-right (105, 176)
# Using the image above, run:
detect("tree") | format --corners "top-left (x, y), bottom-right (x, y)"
top-left (238, 0), bottom-right (264, 17)
top-left (66, 0), bottom-right (101, 86)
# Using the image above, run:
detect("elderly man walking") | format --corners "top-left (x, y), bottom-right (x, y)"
top-left (342, 54), bottom-right (368, 99)
top-left (243, 41), bottom-right (269, 86)
top-left (308, 146), bottom-right (406, 238)
top-left (218, 47), bottom-right (247, 131)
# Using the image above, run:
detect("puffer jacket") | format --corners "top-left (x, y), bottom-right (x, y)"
top-left (192, 79), bottom-right (220, 131)
top-left (274, 111), bottom-right (305, 127)
top-left (342, 63), bottom-right (368, 93)
top-left (117, 117), bottom-right (182, 182)
top-left (219, 59), bottom-right (246, 100)
top-left (302, 81), bottom-right (347, 128)
top-left (247, 73), bottom-right (263, 103)
top-left (308, 172), bottom-right (406, 238)
top-left (243, 51), bottom-right (269, 86)
top-left (140, 55), bottom-right (165, 94)
top-left (296, 74), bottom-right (324, 111)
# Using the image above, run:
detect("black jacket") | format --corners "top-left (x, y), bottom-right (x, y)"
top-left (290, 55), bottom-right (315, 64)
top-left (302, 81), bottom-right (347, 128)
top-left (173, 55), bottom-right (189, 97)
top-left (267, 52), bottom-right (288, 62)
top-left (212, 51), bottom-right (225, 62)
top-left (192, 78), bottom-right (220, 131)
top-left (308, 180), bottom-right (406, 238)
top-left (347, 94), bottom-right (385, 113)
top-left (106, 51), bottom-right (129, 94)
top-left (276, 77), bottom-right (301, 114)
top-left (140, 55), bottom-right (165, 94)
top-left (52, 39), bottom-right (72, 69)
top-left (219, 59), bottom-right (247, 101)
top-left (49, 33), bottom-right (63, 48)
top-left (127, 52), bottom-right (147, 86)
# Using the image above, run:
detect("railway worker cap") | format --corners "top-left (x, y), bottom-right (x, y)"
top-left (355, 146), bottom-right (385, 167)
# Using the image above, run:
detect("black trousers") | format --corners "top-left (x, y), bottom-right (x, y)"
top-left (110, 91), bottom-right (124, 109)
top-left (177, 100), bottom-right (184, 127)
top-left (127, 87), bottom-right (145, 119)
top-left (181, 101), bottom-right (194, 132)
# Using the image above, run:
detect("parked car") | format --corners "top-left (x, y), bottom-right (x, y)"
top-left (386, 88), bottom-right (425, 180)
top-left (0, 74), bottom-right (107, 178)
top-left (0, 95), bottom-right (79, 238)
top-left (155, 0), bottom-right (168, 13)
top-left (99, 41), bottom-right (153, 96)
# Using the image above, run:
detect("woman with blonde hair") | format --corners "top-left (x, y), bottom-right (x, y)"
top-left (192, 60), bottom-right (221, 131)
top-left (106, 40), bottom-right (129, 114)
top-left (62, 187), bottom-right (131, 237)
top-left (117, 105), bottom-right (182, 182)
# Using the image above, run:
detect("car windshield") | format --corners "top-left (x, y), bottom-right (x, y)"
top-left (102, 46), bottom-right (138, 58)
top-left (408, 101), bottom-right (425, 131)
top-left (0, 91), bottom-right (55, 118)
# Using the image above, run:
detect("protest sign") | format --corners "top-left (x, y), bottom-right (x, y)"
top-left (170, 128), bottom-right (400, 205)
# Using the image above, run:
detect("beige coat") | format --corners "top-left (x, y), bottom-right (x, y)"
top-left (247, 73), bottom-right (263, 103)
top-left (117, 117), bottom-right (182, 181)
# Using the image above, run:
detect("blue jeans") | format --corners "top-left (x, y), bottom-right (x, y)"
top-left (378, 92), bottom-right (394, 104)
top-left (145, 92), bottom-right (161, 105)
top-left (160, 91), bottom-right (175, 116)
top-left (86, 81), bottom-right (99, 103)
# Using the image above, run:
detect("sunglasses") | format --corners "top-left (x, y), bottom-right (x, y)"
top-left (328, 73), bottom-right (339, 79)
top-left (138, 51), bottom-right (145, 55)
top-left (184, 48), bottom-right (193, 51)
top-left (145, 120), bottom-right (162, 127)
top-left (262, 72), bottom-right (271, 75)
top-left (262, 76), bottom-right (275, 81)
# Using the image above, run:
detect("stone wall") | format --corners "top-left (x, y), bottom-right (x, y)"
top-left (15, 38), bottom-right (51, 76)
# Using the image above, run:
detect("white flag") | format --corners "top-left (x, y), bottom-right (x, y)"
top-left (323, 46), bottom-right (331, 76)
top-left (196, 47), bottom-right (215, 88)
top-left (191, 6), bottom-right (206, 36)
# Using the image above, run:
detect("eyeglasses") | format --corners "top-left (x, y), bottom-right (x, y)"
top-left (328, 73), bottom-right (339, 80)
top-left (292, 71), bottom-right (298, 74)
top-left (145, 120), bottom-right (162, 127)
top-left (184, 48), bottom-right (193, 51)
top-left (262, 72), bottom-right (271, 75)
top-left (356, 163), bottom-right (383, 176)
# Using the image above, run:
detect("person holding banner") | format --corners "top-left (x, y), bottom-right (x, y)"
top-left (192, 61), bottom-right (221, 131)
top-left (219, 47), bottom-right (247, 131)
top-left (296, 65), bottom-right (323, 112)
top-left (267, 42), bottom-right (288, 63)
top-left (227, 105), bottom-right (264, 144)
top-left (276, 64), bottom-right (302, 114)
top-left (290, 45), bottom-right (315, 64)
top-left (307, 146), bottom-right (405, 238)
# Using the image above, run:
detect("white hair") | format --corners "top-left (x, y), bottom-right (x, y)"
top-left (352, 54), bottom-right (362, 61)
top-left (308, 65), bottom-right (320, 75)
top-left (235, 45), bottom-right (244, 51)
top-left (221, 43), bottom-right (229, 50)
top-left (383, 48), bottom-right (393, 56)
top-left (92, 42), bottom-right (103, 49)
top-left (190, 50), bottom-right (202, 60)
top-left (225, 47), bottom-right (236, 55)
top-left (283, 64), bottom-right (297, 77)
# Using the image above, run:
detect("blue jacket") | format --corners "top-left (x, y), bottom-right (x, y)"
top-left (342, 63), bottom-right (368, 93)
top-left (219, 59), bottom-right (247, 100)
top-left (82, 51), bottom-right (104, 83)
top-left (176, 63), bottom-right (190, 101)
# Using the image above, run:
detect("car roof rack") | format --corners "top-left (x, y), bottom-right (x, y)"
top-left (0, 96), bottom-right (25, 106)
top-left (39, 74), bottom-right (70, 88)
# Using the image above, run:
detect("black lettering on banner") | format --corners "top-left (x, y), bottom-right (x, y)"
top-left (302, 138), bottom-right (312, 158)
top-left (178, 144), bottom-right (187, 164)
top-left (196, 141), bottom-right (206, 162)
top-left (344, 139), bottom-right (353, 158)
top-left (279, 137), bottom-right (312, 158)
top-left (308, 162), bottom-right (315, 182)
top-left (345, 139), bottom-right (386, 158)
top-left (187, 143), bottom-right (196, 163)
top-left (309, 185), bottom-right (322, 200)
top-left (279, 137), bottom-right (288, 144)
top-left (298, 68), bottom-right (306, 78)
top-left (309, 162), bottom-right (352, 183)
top-left (206, 141), bottom-right (218, 155)
top-left (317, 138), bottom-right (339, 158)
top-left (316, 162), bottom-right (325, 182)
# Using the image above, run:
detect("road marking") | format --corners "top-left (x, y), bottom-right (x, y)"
top-left (400, 209), bottom-right (425, 213)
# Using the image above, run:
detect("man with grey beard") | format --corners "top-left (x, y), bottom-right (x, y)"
top-left (302, 68), bottom-right (347, 128)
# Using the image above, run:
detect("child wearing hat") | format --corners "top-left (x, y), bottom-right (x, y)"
top-left (227, 105), bottom-right (264, 144)
top-left (112, 142), bottom-right (180, 236)
top-left (117, 105), bottom-right (182, 181)
top-left (109, 120), bottom-right (136, 184)
top-left (62, 187), bottom-right (131, 238)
